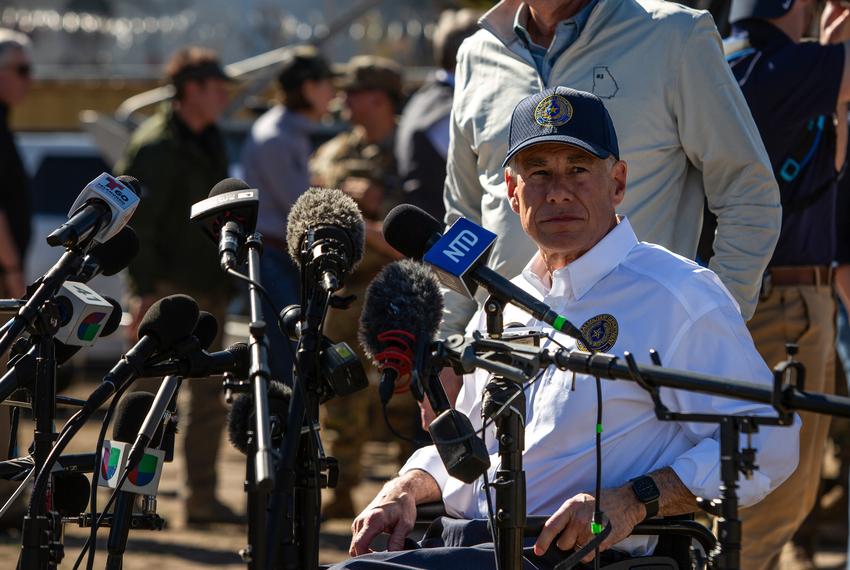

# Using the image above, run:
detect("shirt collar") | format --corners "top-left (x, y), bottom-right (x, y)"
top-left (281, 106), bottom-right (318, 133)
top-left (730, 19), bottom-right (793, 49)
top-left (512, 0), bottom-right (597, 53)
top-left (521, 217), bottom-right (639, 301)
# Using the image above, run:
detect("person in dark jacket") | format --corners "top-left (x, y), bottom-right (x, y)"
top-left (0, 29), bottom-right (32, 299)
top-left (0, 27), bottom-right (32, 530)
top-left (394, 9), bottom-right (478, 221)
top-left (115, 46), bottom-right (239, 525)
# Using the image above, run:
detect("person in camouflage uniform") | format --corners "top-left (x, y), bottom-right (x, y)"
top-left (311, 56), bottom-right (420, 519)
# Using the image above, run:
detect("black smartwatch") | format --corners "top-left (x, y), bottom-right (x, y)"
top-left (630, 475), bottom-right (660, 520)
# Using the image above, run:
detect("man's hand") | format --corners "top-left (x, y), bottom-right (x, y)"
top-left (349, 469), bottom-right (441, 557)
top-left (822, 1), bottom-right (850, 44)
top-left (350, 486), bottom-right (417, 556)
top-left (533, 487), bottom-right (644, 564)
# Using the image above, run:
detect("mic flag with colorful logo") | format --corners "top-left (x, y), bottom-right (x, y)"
top-left (98, 440), bottom-right (165, 496)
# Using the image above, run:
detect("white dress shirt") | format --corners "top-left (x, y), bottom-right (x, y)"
top-left (401, 218), bottom-right (799, 555)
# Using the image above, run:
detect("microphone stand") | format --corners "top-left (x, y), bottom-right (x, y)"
top-left (436, 335), bottom-right (850, 570)
top-left (6, 248), bottom-right (87, 570)
top-left (273, 275), bottom-right (329, 570)
top-left (480, 296), bottom-right (525, 570)
top-left (241, 232), bottom-right (275, 570)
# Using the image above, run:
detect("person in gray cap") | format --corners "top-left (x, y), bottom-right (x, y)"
top-left (723, 1), bottom-right (850, 567)
top-left (329, 87), bottom-right (797, 570)
top-left (310, 54), bottom-right (417, 521)
top-left (240, 45), bottom-right (336, 386)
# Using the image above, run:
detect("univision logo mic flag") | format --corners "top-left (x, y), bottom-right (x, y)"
top-left (98, 440), bottom-right (165, 496)
top-left (54, 281), bottom-right (113, 347)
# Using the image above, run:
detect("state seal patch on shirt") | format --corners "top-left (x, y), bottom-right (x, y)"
top-left (534, 94), bottom-right (573, 127)
top-left (576, 313), bottom-right (619, 353)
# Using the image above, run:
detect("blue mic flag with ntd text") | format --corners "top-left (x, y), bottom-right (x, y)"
top-left (423, 217), bottom-right (496, 298)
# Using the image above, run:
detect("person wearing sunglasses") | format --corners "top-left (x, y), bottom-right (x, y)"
top-left (0, 28), bottom-right (31, 302)
top-left (0, 27), bottom-right (31, 533)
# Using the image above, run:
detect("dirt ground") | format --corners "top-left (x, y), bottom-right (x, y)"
top-left (0, 378), bottom-right (847, 569)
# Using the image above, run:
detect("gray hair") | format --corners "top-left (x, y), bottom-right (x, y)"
top-left (0, 29), bottom-right (31, 66)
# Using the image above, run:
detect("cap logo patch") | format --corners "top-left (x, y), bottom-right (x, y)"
top-left (534, 94), bottom-right (573, 127)
top-left (576, 313), bottom-right (618, 353)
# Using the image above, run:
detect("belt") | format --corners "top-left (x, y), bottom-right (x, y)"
top-left (768, 265), bottom-right (833, 287)
top-left (761, 265), bottom-right (833, 299)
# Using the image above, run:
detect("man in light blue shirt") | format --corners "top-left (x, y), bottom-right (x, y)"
top-left (241, 46), bottom-right (336, 383)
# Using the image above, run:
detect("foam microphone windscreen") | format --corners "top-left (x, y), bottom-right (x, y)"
top-left (193, 311), bottom-right (219, 351)
top-left (227, 381), bottom-right (292, 455)
top-left (358, 260), bottom-right (444, 359)
top-left (137, 294), bottom-right (199, 347)
top-left (285, 187), bottom-right (365, 267)
top-left (382, 204), bottom-right (444, 260)
top-left (116, 175), bottom-right (141, 197)
top-left (53, 471), bottom-right (91, 516)
top-left (112, 392), bottom-right (155, 443)
top-left (209, 177), bottom-right (251, 198)
top-left (87, 225), bottom-right (140, 276)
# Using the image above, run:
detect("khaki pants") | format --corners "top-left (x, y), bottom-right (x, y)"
top-left (739, 284), bottom-right (835, 570)
top-left (132, 283), bottom-right (229, 512)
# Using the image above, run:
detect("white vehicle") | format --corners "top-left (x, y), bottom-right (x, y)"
top-left (17, 131), bottom-right (128, 365)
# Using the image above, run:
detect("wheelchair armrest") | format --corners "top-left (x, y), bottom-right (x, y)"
top-left (416, 502), bottom-right (448, 527)
top-left (417, 504), bottom-right (716, 555)
top-left (631, 518), bottom-right (717, 554)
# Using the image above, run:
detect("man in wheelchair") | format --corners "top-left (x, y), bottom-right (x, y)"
top-left (334, 88), bottom-right (800, 569)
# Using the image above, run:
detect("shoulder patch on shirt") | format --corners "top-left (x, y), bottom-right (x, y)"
top-left (577, 313), bottom-right (619, 353)
top-left (534, 94), bottom-right (573, 127)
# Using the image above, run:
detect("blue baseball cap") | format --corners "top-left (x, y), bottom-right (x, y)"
top-left (502, 87), bottom-right (619, 168)
top-left (730, 0), bottom-right (795, 23)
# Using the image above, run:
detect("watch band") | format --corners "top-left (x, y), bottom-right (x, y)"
top-left (630, 475), bottom-right (660, 520)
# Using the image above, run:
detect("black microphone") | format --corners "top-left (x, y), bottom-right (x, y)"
top-left (83, 295), bottom-right (199, 413)
top-left (382, 204), bottom-right (585, 342)
top-left (144, 310), bottom-right (218, 367)
top-left (359, 260), bottom-right (444, 406)
top-left (70, 225), bottom-right (140, 283)
top-left (227, 381), bottom-right (292, 455)
top-left (286, 187), bottom-right (365, 292)
top-left (47, 174), bottom-right (141, 249)
top-left (53, 471), bottom-right (91, 516)
top-left (358, 260), bottom-right (488, 483)
top-left (106, 392), bottom-right (155, 570)
top-left (125, 312), bottom-right (220, 471)
top-left (189, 178), bottom-right (259, 271)
top-left (141, 342), bottom-right (250, 379)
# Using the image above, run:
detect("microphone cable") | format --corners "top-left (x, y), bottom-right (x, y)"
top-left (545, 333), bottom-right (605, 570)
top-left (224, 265), bottom-right (328, 489)
top-left (430, 329), bottom-right (605, 569)
top-left (73, 379), bottom-right (133, 570)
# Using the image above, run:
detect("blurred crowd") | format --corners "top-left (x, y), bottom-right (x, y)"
top-left (2, 1), bottom-right (850, 568)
